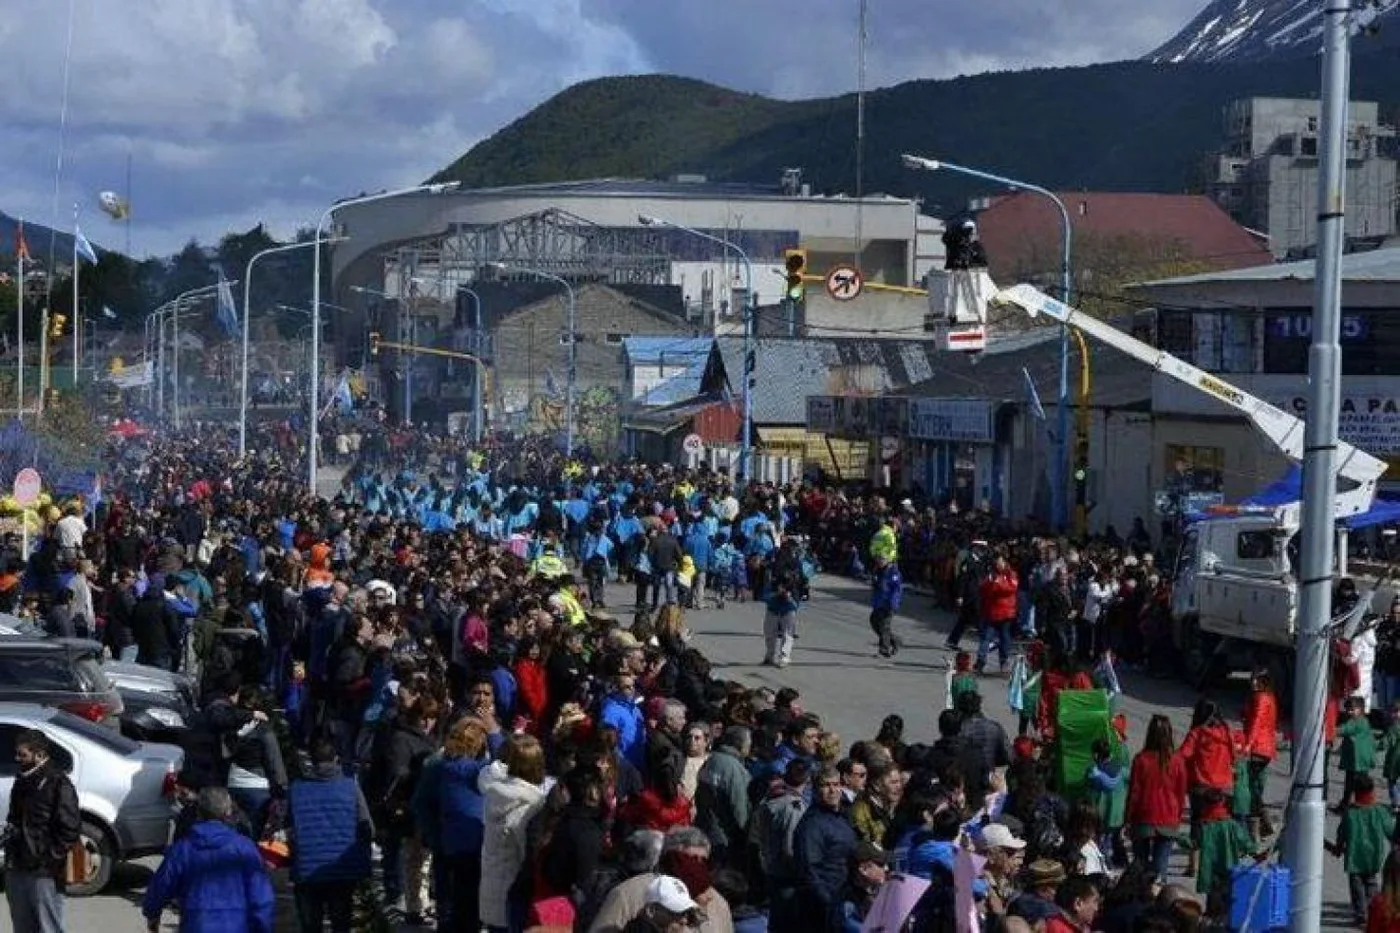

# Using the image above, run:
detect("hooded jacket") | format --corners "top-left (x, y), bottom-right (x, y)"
top-left (142, 820), bottom-right (276, 933)
top-left (479, 759), bottom-right (547, 928)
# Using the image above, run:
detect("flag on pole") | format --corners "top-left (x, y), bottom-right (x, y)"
top-left (215, 270), bottom-right (239, 337)
top-left (1022, 367), bottom-right (1047, 420)
top-left (333, 371), bottom-right (354, 412)
top-left (73, 225), bottom-right (98, 265)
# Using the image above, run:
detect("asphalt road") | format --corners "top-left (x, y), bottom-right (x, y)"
top-left (61, 572), bottom-right (1364, 932)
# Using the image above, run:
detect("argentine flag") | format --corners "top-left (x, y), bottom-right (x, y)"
top-left (74, 225), bottom-right (98, 265)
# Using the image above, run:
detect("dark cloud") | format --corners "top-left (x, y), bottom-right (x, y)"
top-left (0, 0), bottom-right (1202, 260)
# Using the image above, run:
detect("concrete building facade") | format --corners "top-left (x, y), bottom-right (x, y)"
top-left (1209, 97), bottom-right (1399, 257)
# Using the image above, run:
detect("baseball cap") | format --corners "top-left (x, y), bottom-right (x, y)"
top-left (645, 875), bottom-right (701, 914)
top-left (979, 823), bottom-right (1027, 851)
top-left (853, 841), bottom-right (889, 865)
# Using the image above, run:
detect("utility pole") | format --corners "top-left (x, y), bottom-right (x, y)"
top-left (1285, 2), bottom-right (1352, 931)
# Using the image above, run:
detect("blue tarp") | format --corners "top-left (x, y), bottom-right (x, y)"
top-left (1230, 465), bottom-right (1400, 529)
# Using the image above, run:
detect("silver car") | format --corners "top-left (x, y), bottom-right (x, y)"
top-left (0, 702), bottom-right (183, 895)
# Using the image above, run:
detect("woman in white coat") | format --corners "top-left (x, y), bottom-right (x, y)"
top-left (479, 734), bottom-right (548, 932)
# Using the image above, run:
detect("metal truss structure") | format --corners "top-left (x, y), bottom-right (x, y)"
top-left (383, 208), bottom-right (672, 287)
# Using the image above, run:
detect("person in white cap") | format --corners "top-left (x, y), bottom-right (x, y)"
top-left (630, 875), bottom-right (703, 933)
top-left (978, 822), bottom-right (1028, 920)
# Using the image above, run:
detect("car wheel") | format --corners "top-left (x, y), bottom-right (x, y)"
top-left (66, 819), bottom-right (115, 897)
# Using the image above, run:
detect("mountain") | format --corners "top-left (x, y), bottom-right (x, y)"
top-left (433, 56), bottom-right (1400, 211)
top-left (1149, 0), bottom-right (1400, 64)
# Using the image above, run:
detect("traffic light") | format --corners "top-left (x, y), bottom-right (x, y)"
top-left (369, 331), bottom-right (381, 356)
top-left (1073, 433), bottom-right (1091, 507)
top-left (784, 248), bottom-right (807, 302)
top-left (49, 313), bottom-right (67, 338)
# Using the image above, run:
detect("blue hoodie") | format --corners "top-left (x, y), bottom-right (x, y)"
top-left (142, 820), bottom-right (275, 933)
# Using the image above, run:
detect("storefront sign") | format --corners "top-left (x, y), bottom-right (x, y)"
top-left (1274, 393), bottom-right (1400, 455)
top-left (805, 396), bottom-right (837, 433)
top-left (908, 398), bottom-right (994, 443)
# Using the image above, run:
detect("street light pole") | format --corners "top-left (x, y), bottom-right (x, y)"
top-left (1287, 2), bottom-right (1357, 928)
top-left (240, 237), bottom-right (346, 459)
top-left (901, 154), bottom-right (1073, 530)
top-left (492, 264), bottom-right (576, 456)
top-left (457, 285), bottom-right (486, 444)
top-left (309, 182), bottom-right (458, 493)
top-left (639, 215), bottom-right (754, 479)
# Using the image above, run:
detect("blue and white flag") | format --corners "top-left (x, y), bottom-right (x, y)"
top-left (333, 371), bottom-right (354, 411)
top-left (216, 270), bottom-right (239, 337)
top-left (1022, 367), bottom-right (1046, 420)
top-left (74, 225), bottom-right (98, 265)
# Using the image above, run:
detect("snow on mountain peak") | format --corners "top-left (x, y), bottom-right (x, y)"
top-left (1148, 0), bottom-right (1392, 64)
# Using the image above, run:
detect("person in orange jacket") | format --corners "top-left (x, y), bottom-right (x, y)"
top-left (1242, 668), bottom-right (1279, 837)
top-left (1178, 698), bottom-right (1235, 877)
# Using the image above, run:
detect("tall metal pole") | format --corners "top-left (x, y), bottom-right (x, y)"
top-left (458, 286), bottom-right (486, 444)
top-left (1286, 2), bottom-right (1352, 929)
top-left (310, 182), bottom-right (456, 492)
top-left (241, 239), bottom-right (341, 458)
top-left (16, 222), bottom-right (24, 418)
top-left (853, 0), bottom-right (867, 268)
top-left (638, 216), bottom-right (753, 478)
top-left (900, 154), bottom-right (1073, 528)
top-left (172, 297), bottom-right (181, 429)
top-left (156, 307), bottom-right (165, 417)
top-left (71, 205), bottom-right (80, 389)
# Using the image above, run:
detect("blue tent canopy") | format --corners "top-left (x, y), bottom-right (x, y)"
top-left (1235, 465), bottom-right (1400, 529)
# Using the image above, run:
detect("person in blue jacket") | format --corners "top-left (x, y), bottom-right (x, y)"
top-left (413, 717), bottom-right (492, 933)
top-left (142, 787), bottom-right (276, 933)
top-left (288, 739), bottom-right (374, 933)
top-left (684, 522), bottom-right (714, 609)
top-left (599, 671), bottom-right (648, 770)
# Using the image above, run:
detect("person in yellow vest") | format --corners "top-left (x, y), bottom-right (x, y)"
top-left (550, 576), bottom-right (588, 627)
top-left (869, 517), bottom-right (899, 565)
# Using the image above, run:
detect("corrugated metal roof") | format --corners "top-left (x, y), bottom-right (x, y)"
top-left (636, 370), bottom-right (707, 406)
top-left (1134, 246), bottom-right (1400, 287)
top-left (622, 337), bottom-right (714, 365)
top-left (715, 338), bottom-right (943, 425)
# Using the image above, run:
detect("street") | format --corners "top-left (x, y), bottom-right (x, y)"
top-left (60, 572), bottom-right (1364, 932)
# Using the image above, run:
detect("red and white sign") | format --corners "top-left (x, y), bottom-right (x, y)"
top-left (13, 468), bottom-right (41, 507)
top-left (824, 265), bottom-right (863, 301)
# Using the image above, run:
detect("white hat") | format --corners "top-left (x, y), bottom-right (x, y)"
top-left (979, 823), bottom-right (1027, 851)
top-left (645, 875), bottom-right (700, 914)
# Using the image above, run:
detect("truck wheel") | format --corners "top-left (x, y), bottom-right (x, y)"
top-left (1183, 618), bottom-right (1222, 689)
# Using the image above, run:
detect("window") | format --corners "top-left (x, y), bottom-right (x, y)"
top-left (1165, 444), bottom-right (1224, 493)
top-left (1157, 312), bottom-right (1193, 358)
top-left (604, 333), bottom-right (627, 345)
top-left (1236, 530), bottom-right (1277, 561)
top-left (0, 654), bottom-right (79, 690)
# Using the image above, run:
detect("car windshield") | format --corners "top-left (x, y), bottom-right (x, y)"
top-left (49, 710), bottom-right (141, 755)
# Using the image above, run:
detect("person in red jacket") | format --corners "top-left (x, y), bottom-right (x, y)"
top-left (512, 637), bottom-right (549, 734)
top-left (1242, 668), bottom-right (1279, 837)
top-left (616, 760), bottom-right (692, 833)
top-left (1178, 698), bottom-right (1235, 877)
top-left (1127, 713), bottom-right (1187, 881)
top-left (976, 554), bottom-right (1019, 674)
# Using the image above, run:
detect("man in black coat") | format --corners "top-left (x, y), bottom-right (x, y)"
top-left (130, 582), bottom-right (181, 671)
top-left (4, 729), bottom-right (81, 933)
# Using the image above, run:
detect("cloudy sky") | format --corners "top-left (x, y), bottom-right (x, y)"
top-left (2, 0), bottom-right (1205, 258)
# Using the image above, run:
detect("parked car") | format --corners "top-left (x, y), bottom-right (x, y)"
top-left (0, 637), bottom-right (123, 729)
top-left (0, 702), bottom-right (183, 895)
top-left (0, 617), bottom-right (196, 742)
top-left (102, 660), bottom-right (197, 745)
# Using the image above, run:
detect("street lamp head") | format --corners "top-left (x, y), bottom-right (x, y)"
top-left (901, 153), bottom-right (941, 172)
top-left (427, 181), bottom-right (461, 194)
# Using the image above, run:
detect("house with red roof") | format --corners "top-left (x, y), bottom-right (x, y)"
top-left (972, 192), bottom-right (1273, 287)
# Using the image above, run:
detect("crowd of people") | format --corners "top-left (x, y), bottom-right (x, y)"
top-left (4, 419), bottom-right (1400, 933)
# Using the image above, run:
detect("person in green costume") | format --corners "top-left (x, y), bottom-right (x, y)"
top-left (1330, 774), bottom-right (1397, 925)
top-left (1338, 695), bottom-right (1378, 810)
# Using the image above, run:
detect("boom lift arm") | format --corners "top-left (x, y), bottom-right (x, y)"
top-left (989, 283), bottom-right (1387, 519)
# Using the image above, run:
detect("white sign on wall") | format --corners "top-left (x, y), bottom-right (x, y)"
top-left (1274, 392), bottom-right (1400, 455)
